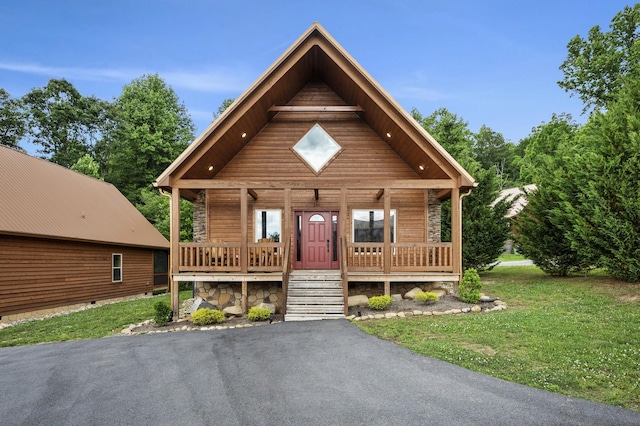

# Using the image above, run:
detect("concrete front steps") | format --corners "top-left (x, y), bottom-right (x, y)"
top-left (284, 271), bottom-right (345, 321)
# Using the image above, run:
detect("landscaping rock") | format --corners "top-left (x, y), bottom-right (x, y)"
top-left (348, 295), bottom-right (369, 307)
top-left (404, 287), bottom-right (423, 300)
top-left (256, 302), bottom-right (276, 314)
top-left (384, 312), bottom-right (397, 319)
top-left (471, 305), bottom-right (482, 313)
top-left (223, 305), bottom-right (243, 316)
top-left (196, 300), bottom-right (217, 311)
top-left (432, 289), bottom-right (447, 298)
top-left (391, 294), bottom-right (403, 302)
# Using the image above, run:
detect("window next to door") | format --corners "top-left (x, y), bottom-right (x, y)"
top-left (112, 254), bottom-right (122, 282)
top-left (255, 209), bottom-right (282, 242)
top-left (352, 209), bottom-right (396, 242)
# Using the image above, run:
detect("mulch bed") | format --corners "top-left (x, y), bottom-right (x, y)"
top-left (128, 295), bottom-right (494, 334)
top-left (348, 295), bottom-right (494, 317)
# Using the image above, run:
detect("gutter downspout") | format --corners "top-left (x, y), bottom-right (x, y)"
top-left (458, 188), bottom-right (473, 284)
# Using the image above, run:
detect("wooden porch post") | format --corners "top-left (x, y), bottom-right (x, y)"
top-left (241, 281), bottom-right (248, 314)
top-left (383, 188), bottom-right (391, 275)
top-left (240, 187), bottom-right (248, 274)
top-left (451, 187), bottom-right (462, 278)
top-left (170, 188), bottom-right (181, 317)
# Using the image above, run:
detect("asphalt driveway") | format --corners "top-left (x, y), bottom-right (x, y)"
top-left (1, 320), bottom-right (638, 425)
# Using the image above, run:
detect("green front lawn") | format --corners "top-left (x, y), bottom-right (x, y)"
top-left (0, 290), bottom-right (192, 347)
top-left (355, 267), bottom-right (640, 412)
top-left (497, 253), bottom-right (527, 261)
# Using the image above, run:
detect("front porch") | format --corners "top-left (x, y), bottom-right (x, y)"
top-left (173, 239), bottom-right (459, 317)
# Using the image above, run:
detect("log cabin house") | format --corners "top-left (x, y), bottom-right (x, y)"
top-left (0, 146), bottom-right (170, 322)
top-left (155, 23), bottom-right (475, 320)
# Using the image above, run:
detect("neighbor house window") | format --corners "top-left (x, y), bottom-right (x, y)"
top-left (255, 209), bottom-right (282, 242)
top-left (112, 254), bottom-right (122, 282)
top-left (352, 210), bottom-right (396, 243)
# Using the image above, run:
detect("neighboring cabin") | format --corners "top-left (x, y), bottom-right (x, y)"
top-left (155, 23), bottom-right (476, 320)
top-left (0, 146), bottom-right (170, 322)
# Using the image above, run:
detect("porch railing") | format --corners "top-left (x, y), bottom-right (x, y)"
top-left (179, 241), bottom-right (452, 273)
top-left (346, 242), bottom-right (453, 272)
top-left (178, 242), bottom-right (284, 272)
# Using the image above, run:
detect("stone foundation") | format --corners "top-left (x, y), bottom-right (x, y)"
top-left (347, 282), bottom-right (450, 298)
top-left (195, 281), bottom-right (284, 314)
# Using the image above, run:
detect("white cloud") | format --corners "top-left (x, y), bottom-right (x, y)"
top-left (0, 61), bottom-right (249, 93)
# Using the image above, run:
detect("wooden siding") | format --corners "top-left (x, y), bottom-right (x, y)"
top-left (214, 83), bottom-right (419, 182)
top-left (202, 83), bottom-right (431, 246)
top-left (207, 188), bottom-right (429, 245)
top-left (0, 235), bottom-right (155, 317)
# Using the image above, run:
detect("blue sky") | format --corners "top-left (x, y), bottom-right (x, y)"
top-left (0, 1), bottom-right (633, 153)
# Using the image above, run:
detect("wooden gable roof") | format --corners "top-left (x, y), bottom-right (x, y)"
top-left (0, 146), bottom-right (169, 249)
top-left (155, 23), bottom-right (475, 197)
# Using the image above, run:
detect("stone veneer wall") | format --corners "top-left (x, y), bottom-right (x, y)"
top-left (192, 190), bottom-right (207, 243)
top-left (428, 189), bottom-right (441, 242)
top-left (195, 282), bottom-right (284, 314)
top-left (348, 282), bottom-right (450, 298)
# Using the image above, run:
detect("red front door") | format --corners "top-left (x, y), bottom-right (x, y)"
top-left (296, 211), bottom-right (339, 269)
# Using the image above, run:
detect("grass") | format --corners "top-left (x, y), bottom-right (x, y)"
top-left (0, 290), bottom-right (192, 348)
top-left (355, 266), bottom-right (640, 412)
top-left (497, 253), bottom-right (527, 261)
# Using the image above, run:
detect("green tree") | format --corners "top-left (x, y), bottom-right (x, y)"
top-left (558, 4), bottom-right (640, 113)
top-left (520, 114), bottom-right (579, 184)
top-left (70, 153), bottom-right (102, 180)
top-left (213, 98), bottom-right (235, 119)
top-left (101, 74), bottom-right (194, 204)
top-left (563, 77), bottom-right (640, 281)
top-left (473, 125), bottom-right (520, 188)
top-left (461, 167), bottom-right (513, 271)
top-left (412, 107), bottom-right (477, 170)
top-left (515, 186), bottom-right (587, 276)
top-left (22, 79), bottom-right (111, 167)
top-left (136, 187), bottom-right (193, 241)
top-left (413, 108), bottom-right (510, 270)
top-left (0, 89), bottom-right (26, 149)
top-left (515, 114), bottom-right (586, 275)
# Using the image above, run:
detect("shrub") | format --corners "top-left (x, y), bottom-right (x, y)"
top-left (459, 269), bottom-right (482, 304)
top-left (247, 307), bottom-right (272, 321)
top-left (153, 300), bottom-right (172, 326)
top-left (191, 308), bottom-right (225, 325)
top-left (368, 295), bottom-right (393, 310)
top-left (415, 291), bottom-right (439, 304)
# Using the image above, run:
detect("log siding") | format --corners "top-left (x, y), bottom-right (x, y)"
top-left (0, 235), bottom-right (156, 317)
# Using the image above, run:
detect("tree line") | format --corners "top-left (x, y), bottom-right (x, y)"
top-left (1, 4), bottom-right (638, 280)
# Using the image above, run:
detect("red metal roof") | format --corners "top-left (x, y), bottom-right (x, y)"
top-left (0, 146), bottom-right (169, 249)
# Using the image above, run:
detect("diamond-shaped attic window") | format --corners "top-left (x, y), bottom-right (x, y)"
top-left (292, 124), bottom-right (342, 174)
